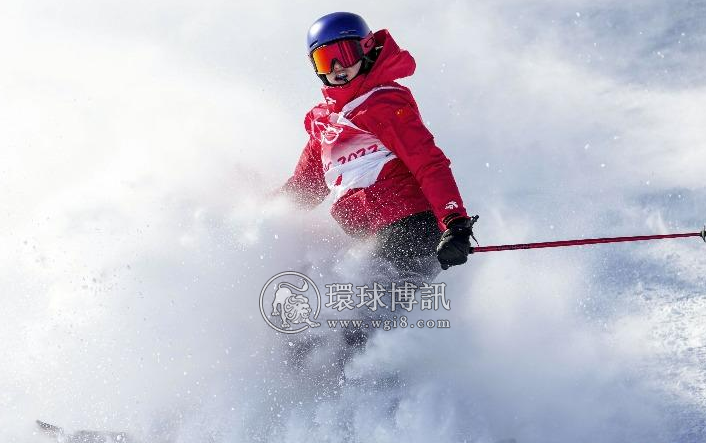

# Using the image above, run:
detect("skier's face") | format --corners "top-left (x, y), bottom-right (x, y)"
top-left (325, 60), bottom-right (363, 85)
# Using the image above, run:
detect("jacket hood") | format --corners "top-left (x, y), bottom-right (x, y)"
top-left (321, 29), bottom-right (416, 112)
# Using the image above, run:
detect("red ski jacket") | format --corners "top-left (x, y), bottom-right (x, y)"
top-left (283, 29), bottom-right (468, 236)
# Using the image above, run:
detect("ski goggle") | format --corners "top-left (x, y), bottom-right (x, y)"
top-left (309, 33), bottom-right (375, 74)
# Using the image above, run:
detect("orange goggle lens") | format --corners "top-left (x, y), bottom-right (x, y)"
top-left (310, 39), bottom-right (364, 74)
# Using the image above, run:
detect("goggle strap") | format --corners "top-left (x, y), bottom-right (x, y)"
top-left (359, 32), bottom-right (375, 55)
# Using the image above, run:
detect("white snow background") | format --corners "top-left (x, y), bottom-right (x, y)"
top-left (1, 0), bottom-right (705, 442)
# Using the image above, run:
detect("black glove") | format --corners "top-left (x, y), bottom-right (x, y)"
top-left (436, 215), bottom-right (479, 270)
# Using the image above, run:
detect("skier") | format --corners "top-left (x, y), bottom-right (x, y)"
top-left (282, 11), bottom-right (475, 283)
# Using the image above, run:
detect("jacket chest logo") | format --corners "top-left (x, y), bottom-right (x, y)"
top-left (314, 121), bottom-right (344, 144)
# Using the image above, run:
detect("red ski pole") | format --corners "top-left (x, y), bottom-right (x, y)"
top-left (469, 222), bottom-right (706, 254)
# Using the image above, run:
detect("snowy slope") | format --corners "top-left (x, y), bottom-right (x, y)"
top-left (1, 1), bottom-right (705, 442)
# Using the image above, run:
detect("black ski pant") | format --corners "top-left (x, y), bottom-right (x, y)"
top-left (372, 210), bottom-right (443, 285)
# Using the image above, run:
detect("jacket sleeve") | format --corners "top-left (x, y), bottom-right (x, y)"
top-left (281, 136), bottom-right (330, 209)
top-left (364, 91), bottom-right (469, 229)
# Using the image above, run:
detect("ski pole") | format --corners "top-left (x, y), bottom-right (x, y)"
top-left (470, 225), bottom-right (706, 253)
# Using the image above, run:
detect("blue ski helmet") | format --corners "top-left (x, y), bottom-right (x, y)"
top-left (307, 12), bottom-right (371, 53)
top-left (307, 12), bottom-right (377, 85)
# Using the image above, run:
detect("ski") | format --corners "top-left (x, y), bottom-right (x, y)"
top-left (36, 420), bottom-right (132, 442)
